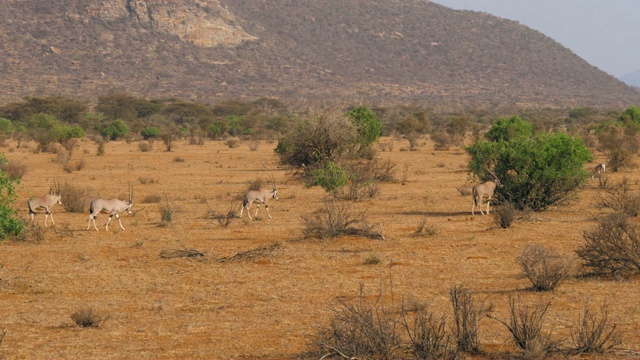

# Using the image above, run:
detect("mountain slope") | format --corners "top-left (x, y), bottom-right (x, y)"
top-left (1, 0), bottom-right (638, 107)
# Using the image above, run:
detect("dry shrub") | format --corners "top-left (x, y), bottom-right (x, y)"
top-left (516, 245), bottom-right (572, 291)
top-left (138, 177), bottom-right (158, 184)
top-left (61, 182), bottom-right (94, 213)
top-left (247, 140), bottom-right (261, 151)
top-left (217, 242), bottom-right (280, 263)
top-left (206, 201), bottom-right (239, 228)
top-left (413, 219), bottom-right (439, 237)
top-left (301, 200), bottom-right (380, 240)
top-left (159, 195), bottom-right (173, 224)
top-left (401, 303), bottom-right (457, 360)
top-left (377, 141), bottom-right (394, 152)
top-left (456, 185), bottom-right (472, 196)
top-left (225, 138), bottom-right (239, 148)
top-left (246, 177), bottom-right (263, 191)
top-left (142, 194), bottom-right (162, 204)
top-left (159, 249), bottom-right (204, 259)
top-left (13, 221), bottom-right (46, 243)
top-left (578, 212), bottom-right (640, 276)
top-left (449, 285), bottom-right (482, 353)
top-left (596, 177), bottom-right (640, 216)
top-left (308, 283), bottom-right (402, 359)
top-left (363, 253), bottom-right (381, 265)
top-left (70, 306), bottom-right (109, 328)
top-left (172, 156), bottom-right (185, 163)
top-left (490, 295), bottom-right (553, 354)
top-left (431, 131), bottom-right (452, 150)
top-left (138, 141), bottom-right (153, 152)
top-left (0, 160), bottom-right (27, 180)
top-left (494, 202), bottom-right (517, 228)
top-left (571, 302), bottom-right (622, 354)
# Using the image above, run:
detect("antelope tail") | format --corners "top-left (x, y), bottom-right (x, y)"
top-left (27, 200), bottom-right (35, 216)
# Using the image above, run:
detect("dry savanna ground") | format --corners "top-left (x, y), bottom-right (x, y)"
top-left (1, 136), bottom-right (639, 359)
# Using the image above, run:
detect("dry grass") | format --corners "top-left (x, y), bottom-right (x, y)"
top-left (0, 138), bottom-right (638, 359)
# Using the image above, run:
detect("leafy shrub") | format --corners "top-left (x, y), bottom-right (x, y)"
top-left (0, 154), bottom-right (24, 239)
top-left (140, 126), bottom-right (162, 140)
top-left (96, 119), bottom-right (129, 140)
top-left (517, 245), bottom-right (572, 291)
top-left (309, 162), bottom-right (349, 193)
top-left (577, 212), bottom-right (640, 276)
top-left (346, 105), bottom-right (382, 147)
top-left (467, 117), bottom-right (591, 211)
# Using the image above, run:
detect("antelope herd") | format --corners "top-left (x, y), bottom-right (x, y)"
top-left (23, 161), bottom-right (606, 229)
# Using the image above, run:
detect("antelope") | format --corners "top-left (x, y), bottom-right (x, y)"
top-left (592, 163), bottom-right (606, 179)
top-left (471, 169), bottom-right (502, 216)
top-left (87, 186), bottom-right (133, 231)
top-left (240, 174), bottom-right (279, 219)
top-left (27, 179), bottom-right (62, 227)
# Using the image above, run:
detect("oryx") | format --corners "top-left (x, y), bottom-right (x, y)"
top-left (27, 179), bottom-right (62, 227)
top-left (240, 174), bottom-right (279, 219)
top-left (87, 186), bottom-right (133, 231)
top-left (471, 169), bottom-right (502, 216)
top-left (592, 163), bottom-right (606, 179)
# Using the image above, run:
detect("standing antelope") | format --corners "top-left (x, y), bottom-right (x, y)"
top-left (471, 170), bottom-right (502, 216)
top-left (87, 186), bottom-right (133, 231)
top-left (592, 163), bottom-right (606, 179)
top-left (27, 180), bottom-right (62, 227)
top-left (240, 174), bottom-right (279, 219)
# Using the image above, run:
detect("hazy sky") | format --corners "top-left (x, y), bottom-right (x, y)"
top-left (431, 0), bottom-right (640, 78)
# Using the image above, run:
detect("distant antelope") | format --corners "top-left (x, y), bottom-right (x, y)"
top-left (592, 163), bottom-right (606, 179)
top-left (472, 169), bottom-right (502, 216)
top-left (240, 174), bottom-right (279, 219)
top-left (87, 186), bottom-right (133, 231)
top-left (27, 179), bottom-right (62, 227)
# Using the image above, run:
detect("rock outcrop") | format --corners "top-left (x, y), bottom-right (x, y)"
top-left (90, 0), bottom-right (256, 47)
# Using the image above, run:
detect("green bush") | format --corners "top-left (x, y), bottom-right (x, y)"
top-left (346, 105), bottom-right (382, 147)
top-left (309, 162), bottom-right (349, 192)
top-left (140, 126), bottom-right (162, 140)
top-left (0, 153), bottom-right (24, 240)
top-left (97, 119), bottom-right (129, 140)
top-left (467, 118), bottom-right (591, 211)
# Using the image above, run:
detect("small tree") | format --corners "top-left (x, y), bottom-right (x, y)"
top-left (346, 105), bottom-right (382, 148)
top-left (275, 110), bottom-right (356, 172)
top-left (467, 118), bottom-right (591, 211)
top-left (0, 153), bottom-right (24, 239)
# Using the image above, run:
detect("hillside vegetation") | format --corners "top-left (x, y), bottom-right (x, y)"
top-left (1, 0), bottom-right (639, 108)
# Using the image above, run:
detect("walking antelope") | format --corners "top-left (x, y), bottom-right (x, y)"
top-left (471, 170), bottom-right (502, 216)
top-left (27, 180), bottom-right (62, 227)
top-left (87, 186), bottom-right (133, 231)
top-left (240, 175), bottom-right (279, 219)
top-left (592, 163), bottom-right (606, 179)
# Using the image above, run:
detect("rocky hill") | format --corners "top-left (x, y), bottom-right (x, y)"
top-left (1, 0), bottom-right (639, 108)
